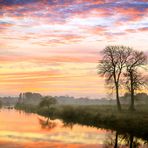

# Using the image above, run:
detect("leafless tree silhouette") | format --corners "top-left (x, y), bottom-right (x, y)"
top-left (124, 50), bottom-right (147, 111)
top-left (98, 46), bottom-right (132, 111)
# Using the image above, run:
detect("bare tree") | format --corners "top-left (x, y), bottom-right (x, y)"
top-left (98, 46), bottom-right (132, 111)
top-left (124, 50), bottom-right (147, 111)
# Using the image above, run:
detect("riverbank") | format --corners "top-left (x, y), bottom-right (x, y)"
top-left (15, 103), bottom-right (148, 141)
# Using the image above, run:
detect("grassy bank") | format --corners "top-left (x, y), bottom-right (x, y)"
top-left (15, 103), bottom-right (148, 141)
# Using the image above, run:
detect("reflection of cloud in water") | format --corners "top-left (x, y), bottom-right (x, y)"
top-left (0, 110), bottom-right (147, 148)
top-left (0, 131), bottom-right (54, 142)
top-left (0, 129), bottom-right (105, 145)
top-left (0, 141), bottom-right (23, 148)
top-left (0, 141), bottom-right (101, 148)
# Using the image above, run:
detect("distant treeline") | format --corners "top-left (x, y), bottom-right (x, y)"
top-left (0, 96), bottom-right (18, 106)
top-left (0, 92), bottom-right (148, 106)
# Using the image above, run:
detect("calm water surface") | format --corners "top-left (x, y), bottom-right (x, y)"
top-left (0, 109), bottom-right (147, 148)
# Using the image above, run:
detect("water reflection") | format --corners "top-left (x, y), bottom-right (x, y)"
top-left (0, 109), bottom-right (147, 148)
top-left (38, 117), bottom-right (57, 130)
top-left (104, 131), bottom-right (148, 148)
top-left (63, 122), bottom-right (74, 129)
top-left (103, 131), bottom-right (119, 148)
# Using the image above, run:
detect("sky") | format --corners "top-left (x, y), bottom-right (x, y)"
top-left (0, 0), bottom-right (148, 98)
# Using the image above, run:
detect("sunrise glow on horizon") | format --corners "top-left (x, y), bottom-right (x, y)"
top-left (0, 0), bottom-right (148, 98)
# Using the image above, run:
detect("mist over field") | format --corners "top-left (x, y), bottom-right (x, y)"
top-left (0, 0), bottom-right (148, 148)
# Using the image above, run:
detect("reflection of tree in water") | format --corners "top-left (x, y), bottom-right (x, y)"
top-left (103, 131), bottom-right (119, 148)
top-left (121, 134), bottom-right (140, 148)
top-left (62, 122), bottom-right (74, 129)
top-left (103, 131), bottom-right (148, 148)
top-left (38, 117), bottom-right (57, 130)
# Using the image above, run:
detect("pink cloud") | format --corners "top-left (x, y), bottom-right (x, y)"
top-left (138, 27), bottom-right (148, 32)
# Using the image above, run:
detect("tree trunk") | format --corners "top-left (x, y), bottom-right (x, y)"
top-left (130, 88), bottom-right (135, 111)
top-left (129, 71), bottom-right (135, 111)
top-left (115, 83), bottom-right (121, 111)
top-left (114, 132), bottom-right (118, 148)
top-left (129, 134), bottom-right (134, 148)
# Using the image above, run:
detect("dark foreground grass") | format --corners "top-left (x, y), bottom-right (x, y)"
top-left (15, 103), bottom-right (148, 141)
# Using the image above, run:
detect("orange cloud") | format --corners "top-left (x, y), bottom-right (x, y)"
top-left (0, 54), bottom-right (98, 64)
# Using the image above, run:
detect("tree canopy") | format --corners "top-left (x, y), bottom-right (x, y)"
top-left (39, 96), bottom-right (57, 109)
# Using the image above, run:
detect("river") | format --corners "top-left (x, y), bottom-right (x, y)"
top-left (0, 109), bottom-right (147, 148)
